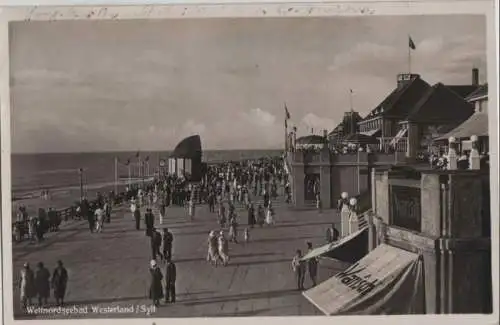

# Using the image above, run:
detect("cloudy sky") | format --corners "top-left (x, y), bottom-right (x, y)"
top-left (10, 15), bottom-right (486, 153)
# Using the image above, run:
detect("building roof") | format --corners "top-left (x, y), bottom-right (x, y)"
top-left (445, 85), bottom-right (480, 99)
top-left (406, 83), bottom-right (475, 123)
top-left (436, 112), bottom-right (489, 140)
top-left (465, 83), bottom-right (488, 101)
top-left (296, 134), bottom-right (326, 145)
top-left (362, 76), bottom-right (431, 121)
top-left (170, 134), bottom-right (202, 159)
top-left (328, 111), bottom-right (362, 137)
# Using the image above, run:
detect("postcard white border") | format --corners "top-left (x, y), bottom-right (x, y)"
top-left (1, 1), bottom-right (498, 325)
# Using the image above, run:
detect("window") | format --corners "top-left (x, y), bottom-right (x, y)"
top-left (390, 185), bottom-right (422, 232)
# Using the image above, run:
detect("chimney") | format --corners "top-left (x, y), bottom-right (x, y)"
top-left (472, 68), bottom-right (479, 85)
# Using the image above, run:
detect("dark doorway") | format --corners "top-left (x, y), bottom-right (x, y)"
top-left (304, 174), bottom-right (320, 201)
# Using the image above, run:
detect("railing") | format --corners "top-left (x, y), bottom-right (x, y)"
top-left (377, 137), bottom-right (408, 152)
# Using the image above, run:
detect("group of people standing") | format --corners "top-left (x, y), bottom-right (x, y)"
top-left (18, 260), bottom-right (68, 310)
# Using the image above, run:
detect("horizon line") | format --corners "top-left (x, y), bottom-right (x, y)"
top-left (11, 148), bottom-right (284, 155)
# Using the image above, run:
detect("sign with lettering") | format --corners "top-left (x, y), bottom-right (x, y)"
top-left (390, 185), bottom-right (421, 232)
top-left (302, 244), bottom-right (421, 315)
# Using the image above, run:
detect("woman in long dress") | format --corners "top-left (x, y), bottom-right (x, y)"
top-left (228, 214), bottom-right (238, 243)
top-left (207, 231), bottom-right (219, 266)
top-left (19, 263), bottom-right (35, 309)
top-left (51, 260), bottom-right (68, 306)
top-left (247, 203), bottom-right (256, 228)
top-left (218, 204), bottom-right (226, 228)
top-left (257, 205), bottom-right (265, 227)
top-left (218, 231), bottom-right (229, 266)
top-left (266, 206), bottom-right (275, 226)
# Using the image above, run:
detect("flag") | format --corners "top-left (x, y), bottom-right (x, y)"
top-left (125, 159), bottom-right (130, 166)
top-left (350, 89), bottom-right (353, 93)
top-left (135, 151), bottom-right (140, 158)
top-left (284, 103), bottom-right (291, 120)
top-left (409, 36), bottom-right (416, 50)
top-left (144, 156), bottom-right (150, 162)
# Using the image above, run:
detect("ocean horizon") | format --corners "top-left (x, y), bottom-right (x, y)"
top-left (11, 149), bottom-right (283, 196)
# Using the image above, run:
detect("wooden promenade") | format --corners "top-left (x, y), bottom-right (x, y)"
top-left (11, 194), bottom-right (348, 319)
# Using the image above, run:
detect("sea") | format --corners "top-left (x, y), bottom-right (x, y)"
top-left (11, 149), bottom-right (282, 199)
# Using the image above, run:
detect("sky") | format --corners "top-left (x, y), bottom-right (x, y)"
top-left (10, 15), bottom-right (487, 153)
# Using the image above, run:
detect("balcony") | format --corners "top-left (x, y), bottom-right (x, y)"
top-left (377, 137), bottom-right (408, 153)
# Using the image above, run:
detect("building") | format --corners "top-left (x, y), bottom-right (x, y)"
top-left (295, 134), bottom-right (328, 150)
top-left (301, 163), bottom-right (492, 314)
top-left (328, 111), bottom-right (363, 145)
top-left (167, 134), bottom-right (204, 182)
top-left (435, 83), bottom-right (489, 153)
top-left (285, 68), bottom-right (485, 210)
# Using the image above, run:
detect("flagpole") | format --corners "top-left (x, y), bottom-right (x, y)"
top-left (284, 102), bottom-right (288, 153)
top-left (408, 34), bottom-right (411, 74)
top-left (349, 89), bottom-right (353, 112)
top-left (128, 164), bottom-right (131, 187)
top-left (114, 157), bottom-right (118, 194)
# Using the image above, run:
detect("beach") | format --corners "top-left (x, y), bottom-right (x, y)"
top-left (11, 149), bottom-right (281, 215)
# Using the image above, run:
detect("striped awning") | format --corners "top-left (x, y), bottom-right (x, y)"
top-left (300, 227), bottom-right (368, 264)
top-left (360, 129), bottom-right (381, 137)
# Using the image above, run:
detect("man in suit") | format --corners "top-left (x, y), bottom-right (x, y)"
top-left (144, 208), bottom-right (155, 237)
top-left (164, 258), bottom-right (177, 303)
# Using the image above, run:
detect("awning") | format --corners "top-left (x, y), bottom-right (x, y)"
top-left (303, 244), bottom-right (425, 315)
top-left (301, 227), bottom-right (368, 264)
top-left (436, 112), bottom-right (489, 140)
top-left (360, 129), bottom-right (381, 137)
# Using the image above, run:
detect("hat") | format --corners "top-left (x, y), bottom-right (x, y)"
top-left (150, 260), bottom-right (157, 268)
top-left (341, 192), bottom-right (349, 199)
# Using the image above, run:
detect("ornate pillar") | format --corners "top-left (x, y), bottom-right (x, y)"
top-left (469, 135), bottom-right (480, 170)
top-left (348, 197), bottom-right (359, 235)
top-left (339, 192), bottom-right (350, 237)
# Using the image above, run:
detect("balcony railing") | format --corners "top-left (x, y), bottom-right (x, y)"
top-left (377, 137), bottom-right (408, 153)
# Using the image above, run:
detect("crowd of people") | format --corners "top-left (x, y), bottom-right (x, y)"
top-left (126, 156), bottom-right (290, 306)
top-left (15, 154), bottom-right (305, 311)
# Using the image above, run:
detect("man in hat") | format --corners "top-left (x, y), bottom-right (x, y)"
top-left (35, 262), bottom-right (51, 307)
top-left (148, 260), bottom-right (163, 307)
top-left (162, 228), bottom-right (174, 262)
top-left (306, 242), bottom-right (318, 287)
top-left (150, 228), bottom-right (163, 261)
top-left (164, 258), bottom-right (177, 304)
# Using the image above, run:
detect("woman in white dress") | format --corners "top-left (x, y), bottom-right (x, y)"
top-left (218, 231), bottom-right (229, 266)
top-left (207, 231), bottom-right (219, 266)
top-left (266, 205), bottom-right (275, 225)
